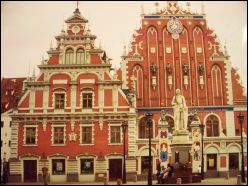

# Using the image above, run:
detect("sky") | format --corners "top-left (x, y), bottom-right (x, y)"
top-left (1, 1), bottom-right (247, 92)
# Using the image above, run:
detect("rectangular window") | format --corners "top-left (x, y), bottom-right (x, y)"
top-left (82, 93), bottom-right (92, 108)
top-left (9, 140), bottom-right (11, 147)
top-left (54, 127), bottom-right (64, 144)
top-left (25, 127), bottom-right (36, 144)
top-left (52, 159), bottom-right (65, 175)
top-left (80, 159), bottom-right (94, 174)
top-left (1, 121), bottom-right (4, 128)
top-left (110, 126), bottom-right (121, 143)
top-left (55, 93), bottom-right (65, 109)
top-left (82, 127), bottom-right (92, 144)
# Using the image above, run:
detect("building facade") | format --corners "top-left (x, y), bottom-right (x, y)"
top-left (9, 8), bottom-right (137, 183)
top-left (8, 2), bottom-right (247, 183)
top-left (1, 78), bottom-right (26, 175)
top-left (119, 1), bottom-right (247, 178)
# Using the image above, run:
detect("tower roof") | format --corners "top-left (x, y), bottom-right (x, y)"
top-left (65, 8), bottom-right (88, 23)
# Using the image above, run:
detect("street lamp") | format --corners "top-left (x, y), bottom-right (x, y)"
top-left (121, 121), bottom-right (128, 184)
top-left (199, 123), bottom-right (205, 180)
top-left (145, 112), bottom-right (153, 185)
top-left (237, 113), bottom-right (246, 183)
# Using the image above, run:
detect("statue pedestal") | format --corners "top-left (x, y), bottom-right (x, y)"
top-left (170, 130), bottom-right (192, 165)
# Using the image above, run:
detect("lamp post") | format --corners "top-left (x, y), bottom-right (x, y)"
top-left (199, 123), bottom-right (205, 180)
top-left (237, 113), bottom-right (246, 183)
top-left (121, 121), bottom-right (128, 184)
top-left (145, 112), bottom-right (153, 185)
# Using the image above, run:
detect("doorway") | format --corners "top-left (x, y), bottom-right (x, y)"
top-left (108, 159), bottom-right (122, 181)
top-left (23, 160), bottom-right (37, 182)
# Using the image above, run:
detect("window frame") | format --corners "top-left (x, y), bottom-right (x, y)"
top-left (138, 117), bottom-right (154, 139)
top-left (80, 124), bottom-right (94, 145)
top-left (65, 48), bottom-right (74, 64)
top-left (76, 48), bottom-right (85, 64)
top-left (206, 115), bottom-right (220, 137)
top-left (54, 93), bottom-right (65, 109)
top-left (108, 123), bottom-right (123, 145)
top-left (51, 124), bottom-right (66, 146)
top-left (23, 124), bottom-right (38, 146)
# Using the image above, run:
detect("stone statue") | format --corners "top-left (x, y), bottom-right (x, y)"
top-left (166, 63), bottom-right (172, 75)
top-left (171, 89), bottom-right (188, 131)
top-left (183, 64), bottom-right (189, 76)
top-left (198, 63), bottom-right (204, 76)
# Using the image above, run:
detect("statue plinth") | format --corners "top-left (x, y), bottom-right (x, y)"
top-left (170, 129), bottom-right (192, 165)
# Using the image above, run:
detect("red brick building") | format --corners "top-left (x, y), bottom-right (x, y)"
top-left (8, 2), bottom-right (247, 183)
top-left (119, 1), bottom-right (247, 178)
top-left (9, 8), bottom-right (136, 183)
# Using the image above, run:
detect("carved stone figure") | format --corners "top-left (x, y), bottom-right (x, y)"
top-left (166, 63), bottom-right (172, 75)
top-left (198, 63), bottom-right (204, 76)
top-left (150, 64), bottom-right (157, 75)
top-left (171, 89), bottom-right (188, 131)
top-left (183, 64), bottom-right (189, 76)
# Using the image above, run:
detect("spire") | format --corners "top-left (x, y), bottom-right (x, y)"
top-left (74, 1), bottom-right (80, 14)
top-left (201, 2), bottom-right (205, 15)
top-left (140, 4), bottom-right (144, 15)
top-left (123, 44), bottom-right (127, 56)
top-left (186, 1), bottom-right (191, 12)
top-left (50, 40), bottom-right (53, 50)
top-left (32, 67), bottom-right (36, 80)
top-left (99, 40), bottom-right (102, 50)
top-left (155, 2), bottom-right (159, 13)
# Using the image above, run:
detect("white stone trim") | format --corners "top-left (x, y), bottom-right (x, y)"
top-left (225, 111), bottom-right (235, 137)
top-left (80, 79), bottom-right (95, 84)
top-left (51, 123), bottom-right (66, 146)
top-left (79, 123), bottom-right (94, 145)
top-left (48, 155), bottom-right (68, 182)
top-left (76, 154), bottom-right (96, 182)
top-left (23, 124), bottom-right (38, 146)
top-left (52, 80), bottom-right (68, 84)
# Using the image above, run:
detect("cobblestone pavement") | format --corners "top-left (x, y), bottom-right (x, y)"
top-left (4, 177), bottom-right (247, 185)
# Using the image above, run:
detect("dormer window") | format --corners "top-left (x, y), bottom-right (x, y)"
top-left (76, 48), bottom-right (84, 64)
top-left (65, 48), bottom-right (74, 64)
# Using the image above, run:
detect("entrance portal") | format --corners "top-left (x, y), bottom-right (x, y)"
top-left (23, 160), bottom-right (37, 182)
top-left (108, 159), bottom-right (122, 181)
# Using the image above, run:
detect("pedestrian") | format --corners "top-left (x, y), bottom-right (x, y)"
top-left (42, 166), bottom-right (48, 185)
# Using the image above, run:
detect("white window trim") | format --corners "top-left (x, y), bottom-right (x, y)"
top-left (80, 90), bottom-right (95, 109)
top-left (23, 124), bottom-right (38, 146)
top-left (108, 123), bottom-right (123, 145)
top-left (51, 124), bottom-right (66, 146)
top-left (79, 124), bottom-right (94, 146)
top-left (52, 89), bottom-right (67, 110)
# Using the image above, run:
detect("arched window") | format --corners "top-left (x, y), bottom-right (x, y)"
top-left (211, 65), bottom-right (223, 105)
top-left (206, 115), bottom-right (219, 137)
top-left (139, 117), bottom-right (153, 139)
top-left (65, 48), bottom-right (74, 64)
top-left (132, 65), bottom-right (143, 100)
top-left (166, 116), bottom-right (174, 134)
top-left (187, 115), bottom-right (195, 132)
top-left (76, 48), bottom-right (84, 64)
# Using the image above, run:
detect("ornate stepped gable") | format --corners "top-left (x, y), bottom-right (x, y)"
top-left (17, 8), bottom-right (130, 113)
top-left (120, 1), bottom-right (246, 108)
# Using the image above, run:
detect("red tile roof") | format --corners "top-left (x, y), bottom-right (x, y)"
top-left (1, 77), bottom-right (26, 113)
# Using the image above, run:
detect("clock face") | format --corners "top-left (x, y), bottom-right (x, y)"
top-left (72, 25), bottom-right (80, 34)
top-left (167, 18), bottom-right (183, 35)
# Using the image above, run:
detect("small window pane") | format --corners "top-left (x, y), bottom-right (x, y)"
top-left (55, 94), bottom-right (65, 109)
top-left (54, 127), bottom-right (64, 144)
top-left (25, 127), bottom-right (36, 144)
top-left (52, 159), bottom-right (65, 175)
top-left (110, 126), bottom-right (121, 143)
top-left (81, 159), bottom-right (94, 174)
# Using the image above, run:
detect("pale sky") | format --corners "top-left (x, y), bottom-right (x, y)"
top-left (1, 1), bottom-right (247, 92)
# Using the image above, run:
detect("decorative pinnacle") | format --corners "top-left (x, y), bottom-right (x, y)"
top-left (155, 2), bottom-right (159, 12)
top-left (201, 2), bottom-right (205, 15)
top-left (140, 4), bottom-right (144, 15)
top-left (50, 40), bottom-right (53, 49)
top-left (186, 1), bottom-right (191, 12)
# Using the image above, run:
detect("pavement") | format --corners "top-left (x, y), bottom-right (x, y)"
top-left (3, 178), bottom-right (247, 185)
